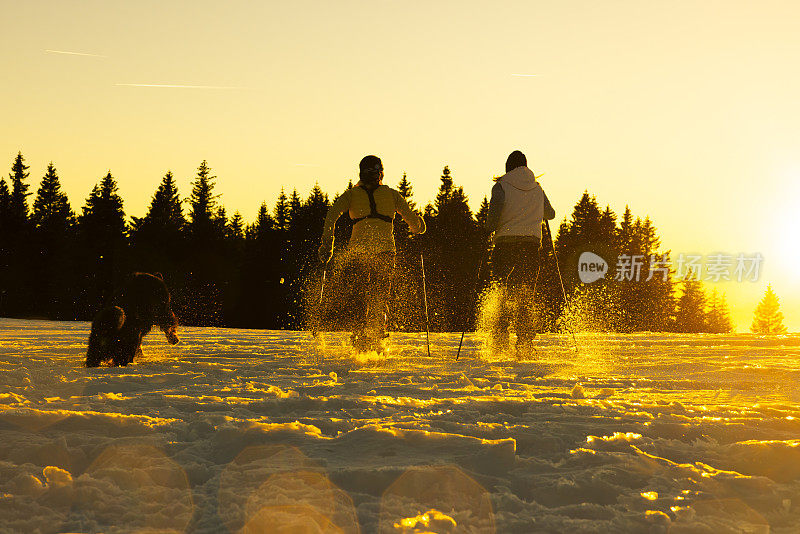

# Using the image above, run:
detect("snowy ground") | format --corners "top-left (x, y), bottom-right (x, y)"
top-left (1, 319), bottom-right (800, 533)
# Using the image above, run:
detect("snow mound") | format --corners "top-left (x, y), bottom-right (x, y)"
top-left (2, 320), bottom-right (800, 532)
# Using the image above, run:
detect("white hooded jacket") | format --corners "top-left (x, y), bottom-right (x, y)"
top-left (491, 166), bottom-right (552, 241)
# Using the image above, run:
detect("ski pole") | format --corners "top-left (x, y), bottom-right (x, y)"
top-left (456, 246), bottom-right (489, 360)
top-left (319, 263), bottom-right (328, 306)
top-left (545, 220), bottom-right (579, 354)
top-left (420, 252), bottom-right (431, 357)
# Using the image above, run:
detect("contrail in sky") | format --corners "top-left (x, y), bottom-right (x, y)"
top-left (45, 49), bottom-right (106, 57)
top-left (115, 83), bottom-right (245, 89)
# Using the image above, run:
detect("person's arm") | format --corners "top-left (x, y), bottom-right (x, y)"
top-left (543, 190), bottom-right (555, 220)
top-left (485, 182), bottom-right (505, 233)
top-left (395, 192), bottom-right (426, 234)
top-left (318, 190), bottom-right (350, 262)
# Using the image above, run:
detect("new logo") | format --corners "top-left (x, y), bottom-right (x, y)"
top-left (578, 251), bottom-right (608, 284)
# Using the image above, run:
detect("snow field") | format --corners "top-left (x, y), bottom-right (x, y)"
top-left (1, 318), bottom-right (800, 532)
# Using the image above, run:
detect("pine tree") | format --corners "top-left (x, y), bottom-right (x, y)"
top-left (31, 163), bottom-right (77, 318)
top-left (288, 189), bottom-right (302, 227)
top-left (131, 171), bottom-right (185, 236)
top-left (0, 178), bottom-right (10, 314)
top-left (274, 189), bottom-right (290, 233)
top-left (213, 206), bottom-right (228, 237)
top-left (598, 206), bottom-right (617, 244)
top-left (391, 172), bottom-right (423, 331)
top-left (77, 171), bottom-right (127, 311)
top-left (675, 278), bottom-right (707, 332)
top-left (1, 153), bottom-right (36, 315)
top-left (79, 172), bottom-right (126, 245)
top-left (181, 161), bottom-right (228, 325)
top-left (228, 211), bottom-right (245, 241)
top-left (187, 160), bottom-right (219, 240)
top-left (283, 185), bottom-right (329, 329)
top-left (8, 152), bottom-right (31, 226)
top-left (32, 163), bottom-right (75, 234)
top-left (475, 196), bottom-right (490, 227)
top-left (425, 167), bottom-right (479, 331)
top-left (707, 289), bottom-right (734, 333)
top-left (616, 206), bottom-right (635, 254)
top-left (751, 285), bottom-right (788, 334)
top-left (128, 171), bottom-right (186, 309)
top-left (398, 172), bottom-right (416, 210)
top-left (0, 178), bottom-right (11, 226)
top-left (393, 173), bottom-right (417, 249)
top-left (434, 166), bottom-right (454, 214)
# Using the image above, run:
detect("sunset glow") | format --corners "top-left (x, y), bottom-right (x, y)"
top-left (1, 1), bottom-right (798, 331)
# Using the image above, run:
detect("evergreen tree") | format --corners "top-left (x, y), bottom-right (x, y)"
top-left (1, 153), bottom-right (36, 316)
top-left (228, 211), bottom-right (245, 241)
top-left (0, 178), bottom-right (10, 314)
top-left (274, 189), bottom-right (290, 233)
top-left (393, 173), bottom-right (416, 249)
top-left (398, 172), bottom-right (416, 210)
top-left (32, 163), bottom-right (75, 233)
top-left (8, 152), bottom-right (31, 226)
top-left (131, 171), bottom-right (185, 238)
top-left (751, 285), bottom-right (788, 334)
top-left (674, 278), bottom-right (707, 332)
top-left (129, 171), bottom-right (187, 316)
top-left (235, 202), bottom-right (283, 328)
top-left (707, 289), bottom-right (734, 333)
top-left (288, 189), bottom-right (302, 224)
top-left (545, 194), bottom-right (612, 331)
top-left (286, 185), bottom-right (329, 328)
top-left (434, 166), bottom-right (454, 214)
top-left (425, 167), bottom-right (479, 331)
top-left (475, 196), bottom-right (490, 227)
top-left (79, 172), bottom-right (126, 242)
top-left (183, 161), bottom-right (229, 325)
top-left (616, 206), bottom-right (635, 254)
top-left (214, 206), bottom-right (228, 237)
top-left (187, 160), bottom-right (219, 241)
top-left (0, 178), bottom-right (9, 219)
top-left (391, 173), bottom-right (424, 331)
top-left (31, 163), bottom-right (77, 318)
top-left (598, 206), bottom-right (617, 244)
top-left (77, 172), bottom-right (127, 313)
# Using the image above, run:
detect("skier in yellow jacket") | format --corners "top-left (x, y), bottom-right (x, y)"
top-left (318, 155), bottom-right (425, 352)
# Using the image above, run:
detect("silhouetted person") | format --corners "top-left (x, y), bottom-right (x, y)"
top-left (318, 155), bottom-right (425, 352)
top-left (485, 150), bottom-right (555, 353)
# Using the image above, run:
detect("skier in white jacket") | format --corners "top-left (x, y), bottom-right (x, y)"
top-left (485, 150), bottom-right (555, 352)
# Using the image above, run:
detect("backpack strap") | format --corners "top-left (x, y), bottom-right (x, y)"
top-left (351, 185), bottom-right (394, 224)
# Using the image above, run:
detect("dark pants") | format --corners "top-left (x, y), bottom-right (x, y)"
top-left (339, 251), bottom-right (395, 338)
top-left (490, 240), bottom-right (540, 340)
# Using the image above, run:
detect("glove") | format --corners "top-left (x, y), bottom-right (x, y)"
top-left (318, 244), bottom-right (332, 264)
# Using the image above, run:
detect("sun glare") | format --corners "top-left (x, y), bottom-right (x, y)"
top-left (770, 180), bottom-right (800, 281)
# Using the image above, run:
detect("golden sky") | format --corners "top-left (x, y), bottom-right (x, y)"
top-left (1, 1), bottom-right (798, 330)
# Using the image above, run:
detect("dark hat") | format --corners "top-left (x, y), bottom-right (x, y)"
top-left (506, 150), bottom-right (527, 173)
top-left (359, 155), bottom-right (383, 174)
top-left (359, 155), bottom-right (383, 185)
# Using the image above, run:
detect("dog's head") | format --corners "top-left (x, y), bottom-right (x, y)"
top-left (162, 322), bottom-right (180, 345)
top-left (160, 309), bottom-right (179, 345)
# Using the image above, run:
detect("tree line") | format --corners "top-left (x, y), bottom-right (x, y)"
top-left (0, 152), bottom-right (734, 333)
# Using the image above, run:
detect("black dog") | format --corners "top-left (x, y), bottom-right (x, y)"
top-left (85, 272), bottom-right (179, 367)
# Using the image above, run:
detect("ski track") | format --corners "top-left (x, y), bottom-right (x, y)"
top-left (1, 319), bottom-right (800, 533)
